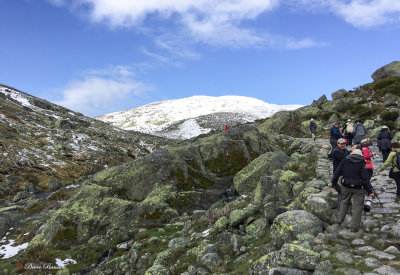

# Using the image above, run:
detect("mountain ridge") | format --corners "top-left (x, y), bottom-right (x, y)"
top-left (96, 95), bottom-right (303, 139)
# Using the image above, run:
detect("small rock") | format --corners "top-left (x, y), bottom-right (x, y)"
top-left (335, 251), bottom-right (353, 264)
top-left (373, 265), bottom-right (400, 275)
top-left (315, 233), bottom-right (329, 245)
top-left (116, 241), bottom-right (130, 250)
top-left (229, 209), bottom-right (247, 227)
top-left (231, 234), bottom-right (245, 253)
top-left (168, 237), bottom-right (190, 250)
top-left (384, 246), bottom-right (400, 255)
top-left (335, 268), bottom-right (362, 275)
top-left (47, 178), bottom-right (61, 191)
top-left (364, 257), bottom-right (383, 268)
top-left (367, 250), bottom-right (396, 261)
top-left (351, 238), bottom-right (365, 246)
top-left (314, 260), bottom-right (333, 275)
top-left (200, 253), bottom-right (219, 268)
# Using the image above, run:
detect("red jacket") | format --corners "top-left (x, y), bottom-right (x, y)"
top-left (362, 146), bottom-right (374, 170)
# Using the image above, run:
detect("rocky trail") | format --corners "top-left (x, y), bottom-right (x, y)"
top-left (310, 138), bottom-right (400, 275)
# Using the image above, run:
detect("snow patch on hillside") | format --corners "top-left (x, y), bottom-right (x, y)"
top-left (97, 95), bottom-right (302, 139)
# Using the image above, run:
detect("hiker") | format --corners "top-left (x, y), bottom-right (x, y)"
top-left (309, 118), bottom-right (317, 141)
top-left (224, 125), bottom-right (229, 130)
top-left (343, 119), bottom-right (354, 146)
top-left (332, 149), bottom-right (374, 232)
top-left (361, 138), bottom-right (376, 180)
top-left (331, 138), bottom-right (353, 207)
top-left (352, 119), bottom-right (367, 145)
top-left (377, 142), bottom-right (400, 200)
top-left (330, 123), bottom-right (342, 156)
top-left (377, 125), bottom-right (393, 162)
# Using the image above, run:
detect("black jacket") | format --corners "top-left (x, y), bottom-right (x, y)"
top-left (377, 129), bottom-right (392, 151)
top-left (332, 146), bottom-right (350, 172)
top-left (332, 154), bottom-right (373, 194)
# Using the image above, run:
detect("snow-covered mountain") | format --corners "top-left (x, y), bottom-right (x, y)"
top-left (96, 96), bottom-right (302, 139)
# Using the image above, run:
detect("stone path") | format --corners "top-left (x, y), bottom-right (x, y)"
top-left (308, 138), bottom-right (400, 274)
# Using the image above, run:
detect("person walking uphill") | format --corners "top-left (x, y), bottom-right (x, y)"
top-left (330, 123), bottom-right (342, 156)
top-left (361, 138), bottom-right (376, 180)
top-left (310, 119), bottom-right (317, 141)
top-left (331, 138), bottom-right (353, 208)
top-left (332, 149), bottom-right (374, 232)
top-left (377, 142), bottom-right (400, 200)
top-left (377, 126), bottom-right (392, 162)
top-left (343, 119), bottom-right (354, 146)
top-left (352, 119), bottom-right (367, 145)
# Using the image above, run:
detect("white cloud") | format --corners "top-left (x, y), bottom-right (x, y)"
top-left (54, 66), bottom-right (151, 116)
top-left (50, 0), bottom-right (326, 50)
top-left (285, 0), bottom-right (400, 28)
top-left (330, 0), bottom-right (400, 28)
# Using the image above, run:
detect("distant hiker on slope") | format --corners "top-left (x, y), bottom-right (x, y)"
top-left (377, 125), bottom-right (393, 162)
top-left (309, 118), bottom-right (317, 141)
top-left (224, 125), bottom-right (229, 130)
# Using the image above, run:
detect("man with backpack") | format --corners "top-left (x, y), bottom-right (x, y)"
top-left (377, 142), bottom-right (400, 201)
top-left (332, 149), bottom-right (374, 232)
top-left (377, 125), bottom-right (393, 162)
top-left (352, 119), bottom-right (367, 145)
top-left (309, 118), bottom-right (317, 141)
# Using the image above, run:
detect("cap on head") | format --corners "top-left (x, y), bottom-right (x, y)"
top-left (351, 149), bottom-right (363, 156)
top-left (382, 125), bottom-right (388, 129)
top-left (337, 138), bottom-right (346, 144)
top-left (361, 138), bottom-right (367, 146)
top-left (310, 118), bottom-right (314, 121)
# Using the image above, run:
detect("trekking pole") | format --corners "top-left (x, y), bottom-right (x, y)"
top-left (370, 185), bottom-right (384, 208)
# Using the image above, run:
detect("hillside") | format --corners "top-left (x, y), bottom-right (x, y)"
top-left (96, 95), bottom-right (302, 139)
top-left (1, 61), bottom-right (400, 274)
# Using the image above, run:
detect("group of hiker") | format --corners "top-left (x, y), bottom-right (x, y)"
top-left (309, 118), bottom-right (400, 232)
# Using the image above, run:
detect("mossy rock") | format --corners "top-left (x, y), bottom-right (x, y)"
top-left (304, 194), bottom-right (332, 222)
top-left (331, 89), bottom-right (347, 100)
top-left (29, 184), bottom-right (136, 248)
top-left (270, 210), bottom-right (323, 248)
top-left (324, 97), bottom-right (364, 113)
top-left (234, 152), bottom-right (291, 195)
top-left (295, 106), bottom-right (321, 120)
top-left (30, 126), bottom-right (265, 249)
top-left (372, 61), bottom-right (400, 81)
top-left (279, 243), bottom-right (321, 270)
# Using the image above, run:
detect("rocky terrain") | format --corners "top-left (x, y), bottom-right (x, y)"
top-left (0, 61), bottom-right (400, 274)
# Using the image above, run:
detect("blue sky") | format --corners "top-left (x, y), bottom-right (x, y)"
top-left (1, 0), bottom-right (400, 117)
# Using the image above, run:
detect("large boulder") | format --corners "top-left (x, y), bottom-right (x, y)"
top-left (270, 210), bottom-right (323, 248)
top-left (233, 152), bottom-right (291, 195)
top-left (311, 95), bottom-right (328, 109)
top-left (331, 89), bottom-right (347, 100)
top-left (321, 97), bottom-right (363, 113)
top-left (29, 126), bottom-right (266, 248)
top-left (372, 61), bottom-right (400, 81)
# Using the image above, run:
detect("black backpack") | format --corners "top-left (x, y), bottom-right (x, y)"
top-left (396, 152), bottom-right (400, 170)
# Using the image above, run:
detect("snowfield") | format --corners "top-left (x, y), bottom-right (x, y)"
top-left (96, 95), bottom-right (302, 139)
